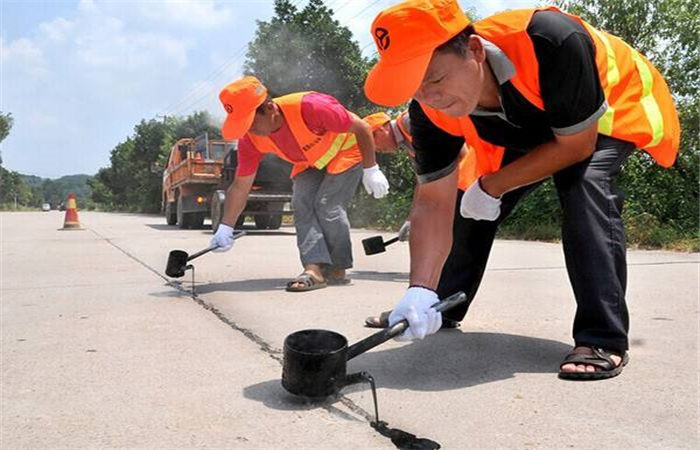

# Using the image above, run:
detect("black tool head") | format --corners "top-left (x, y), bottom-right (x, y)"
top-left (165, 250), bottom-right (188, 278)
top-left (362, 236), bottom-right (386, 255)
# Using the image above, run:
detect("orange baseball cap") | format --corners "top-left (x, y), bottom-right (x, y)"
top-left (364, 0), bottom-right (470, 106)
top-left (219, 76), bottom-right (268, 140)
top-left (364, 112), bottom-right (392, 131)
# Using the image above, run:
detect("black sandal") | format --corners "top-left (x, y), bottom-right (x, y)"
top-left (558, 347), bottom-right (629, 381)
top-left (285, 273), bottom-right (327, 292)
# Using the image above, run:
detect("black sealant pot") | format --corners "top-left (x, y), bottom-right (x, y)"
top-left (282, 329), bottom-right (350, 398)
top-left (165, 231), bottom-right (245, 278)
top-left (281, 292), bottom-right (467, 399)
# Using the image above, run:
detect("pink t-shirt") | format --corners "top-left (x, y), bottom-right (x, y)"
top-left (236, 92), bottom-right (353, 176)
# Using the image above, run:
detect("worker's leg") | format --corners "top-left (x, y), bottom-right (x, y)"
top-left (553, 135), bottom-right (634, 354)
top-left (313, 164), bottom-right (363, 271)
top-left (292, 168), bottom-right (332, 269)
top-left (437, 178), bottom-right (541, 322)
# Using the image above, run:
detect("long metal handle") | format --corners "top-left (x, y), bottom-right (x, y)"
top-left (346, 291), bottom-right (466, 360)
top-left (383, 236), bottom-right (399, 247)
top-left (187, 230), bottom-right (246, 261)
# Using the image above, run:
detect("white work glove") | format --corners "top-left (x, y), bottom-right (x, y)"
top-left (398, 220), bottom-right (410, 242)
top-left (388, 287), bottom-right (442, 341)
top-left (362, 164), bottom-right (389, 199)
top-left (460, 178), bottom-right (501, 221)
top-left (210, 223), bottom-right (235, 252)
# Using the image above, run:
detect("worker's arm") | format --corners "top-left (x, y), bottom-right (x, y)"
top-left (348, 114), bottom-right (390, 199)
top-left (220, 171), bottom-right (256, 227)
top-left (481, 123), bottom-right (598, 197)
top-left (386, 167), bottom-right (458, 341)
top-left (210, 171), bottom-right (256, 253)
top-left (347, 115), bottom-right (377, 169)
top-left (409, 168), bottom-right (458, 288)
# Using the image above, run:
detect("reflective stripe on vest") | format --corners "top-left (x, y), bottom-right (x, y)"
top-left (628, 46), bottom-right (664, 147)
top-left (588, 26), bottom-right (618, 136)
top-left (587, 26), bottom-right (663, 147)
top-left (314, 133), bottom-right (356, 169)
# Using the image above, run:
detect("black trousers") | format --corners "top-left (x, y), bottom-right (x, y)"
top-left (436, 135), bottom-right (635, 353)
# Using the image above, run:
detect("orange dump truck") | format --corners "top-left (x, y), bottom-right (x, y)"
top-left (162, 134), bottom-right (233, 229)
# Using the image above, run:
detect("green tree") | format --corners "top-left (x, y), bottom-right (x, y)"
top-left (244, 0), bottom-right (373, 114)
top-left (0, 111), bottom-right (34, 209)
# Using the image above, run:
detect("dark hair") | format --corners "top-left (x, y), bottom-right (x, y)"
top-left (435, 24), bottom-right (476, 57)
top-left (255, 95), bottom-right (272, 115)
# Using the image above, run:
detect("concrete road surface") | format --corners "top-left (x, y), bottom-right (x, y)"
top-left (2, 211), bottom-right (698, 449)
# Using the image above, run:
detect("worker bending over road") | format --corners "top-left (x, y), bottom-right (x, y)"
top-left (211, 76), bottom-right (390, 292)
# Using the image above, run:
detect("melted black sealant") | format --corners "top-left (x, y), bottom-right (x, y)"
top-left (371, 421), bottom-right (441, 450)
top-left (362, 373), bottom-right (441, 450)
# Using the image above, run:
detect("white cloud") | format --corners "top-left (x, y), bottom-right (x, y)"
top-left (0, 37), bottom-right (48, 78)
top-left (135, 0), bottom-right (235, 29)
top-left (38, 17), bottom-right (75, 42)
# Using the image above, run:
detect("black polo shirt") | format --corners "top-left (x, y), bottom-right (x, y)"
top-left (410, 9), bottom-right (606, 183)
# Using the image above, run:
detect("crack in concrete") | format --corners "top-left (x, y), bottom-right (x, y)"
top-left (89, 228), bottom-right (373, 424)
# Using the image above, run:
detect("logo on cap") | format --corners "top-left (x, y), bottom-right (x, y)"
top-left (224, 104), bottom-right (233, 114)
top-left (374, 27), bottom-right (390, 51)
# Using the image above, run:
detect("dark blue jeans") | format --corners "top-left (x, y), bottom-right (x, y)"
top-left (437, 135), bottom-right (635, 353)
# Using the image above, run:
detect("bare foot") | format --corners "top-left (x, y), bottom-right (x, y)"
top-left (560, 346), bottom-right (622, 373)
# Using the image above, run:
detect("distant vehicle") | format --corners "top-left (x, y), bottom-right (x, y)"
top-left (210, 146), bottom-right (293, 232)
top-left (41, 203), bottom-right (51, 211)
top-left (162, 133), bottom-right (231, 229)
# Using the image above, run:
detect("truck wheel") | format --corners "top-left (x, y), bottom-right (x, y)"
top-left (165, 202), bottom-right (177, 225)
top-left (177, 197), bottom-right (185, 228)
top-left (210, 191), bottom-right (225, 233)
top-left (267, 214), bottom-right (282, 230)
top-left (254, 215), bottom-right (270, 230)
top-left (176, 197), bottom-right (192, 229)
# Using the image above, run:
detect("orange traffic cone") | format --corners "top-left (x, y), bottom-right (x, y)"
top-left (60, 193), bottom-right (82, 230)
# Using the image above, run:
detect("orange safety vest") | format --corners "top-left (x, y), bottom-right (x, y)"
top-left (247, 92), bottom-right (362, 177)
top-left (420, 7), bottom-right (680, 190)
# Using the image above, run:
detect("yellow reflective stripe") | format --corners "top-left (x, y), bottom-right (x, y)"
top-left (591, 28), bottom-right (620, 88)
top-left (313, 133), bottom-right (347, 169)
top-left (598, 106), bottom-right (614, 135)
top-left (589, 27), bottom-right (619, 135)
top-left (340, 134), bottom-right (357, 150)
top-left (629, 48), bottom-right (664, 147)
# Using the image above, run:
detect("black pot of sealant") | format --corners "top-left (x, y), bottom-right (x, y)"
top-left (165, 231), bottom-right (245, 278)
top-left (281, 291), bottom-right (466, 399)
top-left (281, 292), bottom-right (466, 450)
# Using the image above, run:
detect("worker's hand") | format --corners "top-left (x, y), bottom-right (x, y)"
top-left (210, 223), bottom-right (235, 252)
top-left (398, 220), bottom-right (410, 242)
top-left (388, 287), bottom-right (442, 341)
top-left (460, 178), bottom-right (501, 221)
top-left (362, 164), bottom-right (390, 199)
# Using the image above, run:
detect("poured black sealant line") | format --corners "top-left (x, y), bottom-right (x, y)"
top-left (91, 229), bottom-right (443, 449)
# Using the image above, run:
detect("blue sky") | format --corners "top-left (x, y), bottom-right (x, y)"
top-left (1, 0), bottom-right (536, 178)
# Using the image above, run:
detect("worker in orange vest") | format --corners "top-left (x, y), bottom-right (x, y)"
top-left (364, 0), bottom-right (679, 380)
top-left (211, 76), bottom-right (390, 292)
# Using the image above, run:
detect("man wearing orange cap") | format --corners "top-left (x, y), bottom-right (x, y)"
top-left (364, 0), bottom-right (679, 380)
top-left (211, 76), bottom-right (390, 291)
